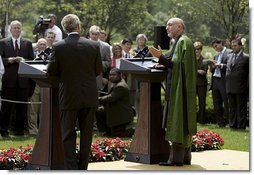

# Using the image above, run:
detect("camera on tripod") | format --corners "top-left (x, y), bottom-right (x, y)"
top-left (33, 16), bottom-right (52, 41)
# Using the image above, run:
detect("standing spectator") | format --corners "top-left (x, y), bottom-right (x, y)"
top-left (194, 41), bottom-right (208, 124)
top-left (0, 20), bottom-right (34, 137)
top-left (99, 29), bottom-right (110, 44)
top-left (149, 17), bottom-right (197, 166)
top-left (89, 25), bottom-right (111, 90)
top-left (210, 38), bottom-right (232, 127)
top-left (97, 68), bottom-right (134, 137)
top-left (27, 38), bottom-right (48, 136)
top-left (45, 14), bottom-right (62, 43)
top-left (47, 14), bottom-right (102, 170)
top-left (226, 39), bottom-right (249, 130)
top-left (89, 25), bottom-right (111, 78)
top-left (99, 29), bottom-right (113, 57)
top-left (133, 34), bottom-right (152, 58)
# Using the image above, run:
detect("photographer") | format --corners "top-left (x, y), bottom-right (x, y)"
top-left (33, 16), bottom-right (51, 42)
top-left (45, 14), bottom-right (62, 42)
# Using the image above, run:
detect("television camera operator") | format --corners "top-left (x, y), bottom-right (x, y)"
top-left (33, 14), bottom-right (62, 43)
top-left (33, 16), bottom-right (51, 42)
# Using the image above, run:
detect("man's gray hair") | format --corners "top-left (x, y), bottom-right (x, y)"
top-left (171, 17), bottom-right (185, 30)
top-left (61, 14), bottom-right (80, 34)
top-left (136, 33), bottom-right (148, 43)
top-left (89, 25), bottom-right (101, 34)
top-left (10, 20), bottom-right (22, 28)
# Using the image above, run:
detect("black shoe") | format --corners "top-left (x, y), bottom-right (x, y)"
top-left (183, 160), bottom-right (191, 165)
top-left (159, 161), bottom-right (183, 166)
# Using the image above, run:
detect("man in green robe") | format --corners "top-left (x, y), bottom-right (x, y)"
top-left (149, 17), bottom-right (197, 166)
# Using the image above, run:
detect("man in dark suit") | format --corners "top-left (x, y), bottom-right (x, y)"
top-left (47, 14), bottom-right (102, 170)
top-left (226, 39), bottom-right (249, 130)
top-left (210, 38), bottom-right (232, 127)
top-left (97, 68), bottom-right (134, 137)
top-left (0, 20), bottom-right (34, 137)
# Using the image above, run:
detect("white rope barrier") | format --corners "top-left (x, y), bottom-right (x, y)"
top-left (0, 98), bottom-right (42, 104)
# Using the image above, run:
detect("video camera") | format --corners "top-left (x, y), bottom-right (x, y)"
top-left (33, 16), bottom-right (52, 41)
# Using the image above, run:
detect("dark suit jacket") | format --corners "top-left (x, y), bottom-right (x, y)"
top-left (47, 34), bottom-right (102, 110)
top-left (100, 79), bottom-right (134, 127)
top-left (197, 56), bottom-right (208, 86)
top-left (210, 48), bottom-right (232, 90)
top-left (226, 51), bottom-right (249, 94)
top-left (0, 37), bottom-right (34, 88)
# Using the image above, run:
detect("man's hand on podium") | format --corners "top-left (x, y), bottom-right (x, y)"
top-left (8, 56), bottom-right (25, 64)
top-left (15, 56), bottom-right (25, 62)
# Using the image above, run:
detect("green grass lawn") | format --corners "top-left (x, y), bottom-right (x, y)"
top-left (0, 122), bottom-right (249, 152)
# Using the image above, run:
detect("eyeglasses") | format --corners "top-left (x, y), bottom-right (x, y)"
top-left (195, 48), bottom-right (201, 51)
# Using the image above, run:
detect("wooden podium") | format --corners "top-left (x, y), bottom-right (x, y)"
top-left (120, 58), bottom-right (170, 164)
top-left (18, 61), bottom-right (64, 170)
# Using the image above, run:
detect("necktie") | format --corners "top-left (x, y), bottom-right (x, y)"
top-left (213, 52), bottom-right (222, 78)
top-left (232, 54), bottom-right (237, 66)
top-left (15, 40), bottom-right (20, 56)
top-left (125, 53), bottom-right (128, 58)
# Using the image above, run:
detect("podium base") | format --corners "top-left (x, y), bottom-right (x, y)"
top-left (124, 152), bottom-right (169, 164)
top-left (25, 163), bottom-right (65, 170)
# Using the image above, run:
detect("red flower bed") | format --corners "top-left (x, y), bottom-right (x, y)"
top-left (191, 129), bottom-right (224, 152)
top-left (0, 131), bottom-right (224, 170)
top-left (0, 145), bottom-right (33, 170)
top-left (0, 137), bottom-right (131, 170)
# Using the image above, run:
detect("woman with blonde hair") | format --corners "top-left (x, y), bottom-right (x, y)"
top-left (194, 41), bottom-right (208, 124)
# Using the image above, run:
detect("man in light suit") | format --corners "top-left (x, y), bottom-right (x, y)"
top-left (89, 25), bottom-right (111, 90)
top-left (210, 38), bottom-right (232, 127)
top-left (47, 14), bottom-right (102, 170)
top-left (226, 39), bottom-right (249, 130)
top-left (0, 20), bottom-right (34, 137)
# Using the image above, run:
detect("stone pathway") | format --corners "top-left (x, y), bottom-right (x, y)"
top-left (88, 149), bottom-right (249, 171)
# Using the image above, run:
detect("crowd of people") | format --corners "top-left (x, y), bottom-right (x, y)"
top-left (0, 13), bottom-right (249, 169)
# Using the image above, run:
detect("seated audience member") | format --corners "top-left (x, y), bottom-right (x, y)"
top-left (121, 38), bottom-right (134, 58)
top-left (44, 31), bottom-right (56, 55)
top-left (28, 38), bottom-right (48, 135)
top-left (96, 68), bottom-right (135, 137)
top-left (111, 43), bottom-right (123, 69)
top-left (133, 33), bottom-right (152, 58)
top-left (121, 38), bottom-right (137, 108)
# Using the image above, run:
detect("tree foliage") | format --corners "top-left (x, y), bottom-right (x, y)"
top-left (0, 0), bottom-right (249, 48)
